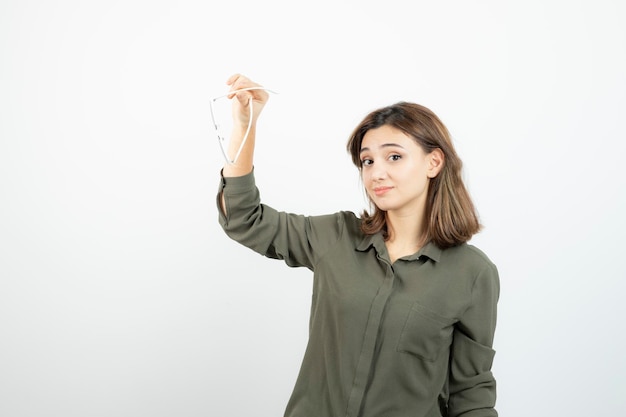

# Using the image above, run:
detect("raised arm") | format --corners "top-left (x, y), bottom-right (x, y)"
top-left (219, 73), bottom-right (271, 214)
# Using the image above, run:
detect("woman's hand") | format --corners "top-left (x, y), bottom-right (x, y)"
top-left (226, 73), bottom-right (270, 130)
top-left (219, 73), bottom-right (269, 178)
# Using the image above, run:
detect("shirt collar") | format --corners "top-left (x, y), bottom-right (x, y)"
top-left (356, 234), bottom-right (442, 262)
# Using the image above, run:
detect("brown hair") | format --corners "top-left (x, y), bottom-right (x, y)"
top-left (346, 102), bottom-right (481, 249)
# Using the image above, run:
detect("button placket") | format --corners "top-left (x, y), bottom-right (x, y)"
top-left (344, 259), bottom-right (395, 417)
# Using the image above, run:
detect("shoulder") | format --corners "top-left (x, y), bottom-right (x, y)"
top-left (440, 244), bottom-right (500, 302)
top-left (305, 210), bottom-right (363, 244)
top-left (340, 210), bottom-right (362, 232)
top-left (439, 243), bottom-right (497, 274)
top-left (308, 210), bottom-right (360, 226)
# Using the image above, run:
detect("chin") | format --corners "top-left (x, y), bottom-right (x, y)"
top-left (371, 201), bottom-right (395, 212)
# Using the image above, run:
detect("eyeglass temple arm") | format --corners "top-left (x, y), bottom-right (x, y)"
top-left (212, 87), bottom-right (278, 165)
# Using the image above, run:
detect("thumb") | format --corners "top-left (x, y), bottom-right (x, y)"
top-left (235, 91), bottom-right (252, 107)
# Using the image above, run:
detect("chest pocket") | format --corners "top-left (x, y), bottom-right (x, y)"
top-left (397, 302), bottom-right (456, 362)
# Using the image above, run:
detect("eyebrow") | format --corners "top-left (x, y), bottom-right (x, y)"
top-left (359, 143), bottom-right (405, 154)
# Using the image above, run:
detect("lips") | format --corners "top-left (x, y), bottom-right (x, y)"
top-left (373, 186), bottom-right (393, 196)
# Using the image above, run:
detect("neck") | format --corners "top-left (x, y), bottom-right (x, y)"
top-left (385, 210), bottom-right (427, 249)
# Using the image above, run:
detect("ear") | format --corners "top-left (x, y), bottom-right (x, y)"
top-left (426, 148), bottom-right (444, 178)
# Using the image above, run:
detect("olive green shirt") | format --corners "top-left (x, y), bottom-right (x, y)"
top-left (218, 171), bottom-right (499, 417)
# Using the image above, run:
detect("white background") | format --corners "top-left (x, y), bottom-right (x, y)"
top-left (1, 0), bottom-right (625, 416)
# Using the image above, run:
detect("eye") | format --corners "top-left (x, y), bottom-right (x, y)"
top-left (360, 158), bottom-right (373, 167)
top-left (389, 154), bottom-right (402, 161)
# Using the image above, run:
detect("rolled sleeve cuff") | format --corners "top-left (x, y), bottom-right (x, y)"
top-left (449, 331), bottom-right (497, 417)
top-left (219, 168), bottom-right (256, 195)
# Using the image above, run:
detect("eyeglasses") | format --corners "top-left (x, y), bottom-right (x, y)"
top-left (209, 87), bottom-right (278, 165)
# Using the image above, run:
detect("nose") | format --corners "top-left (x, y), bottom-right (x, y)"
top-left (370, 164), bottom-right (388, 181)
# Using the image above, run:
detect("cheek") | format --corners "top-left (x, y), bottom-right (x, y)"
top-left (360, 171), bottom-right (371, 185)
top-left (410, 173), bottom-right (430, 192)
top-left (360, 173), bottom-right (375, 195)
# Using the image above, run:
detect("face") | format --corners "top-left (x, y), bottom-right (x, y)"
top-left (359, 125), bottom-right (442, 216)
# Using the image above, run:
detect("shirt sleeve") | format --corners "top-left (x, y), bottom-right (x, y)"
top-left (217, 170), bottom-right (345, 270)
top-left (447, 261), bottom-right (500, 417)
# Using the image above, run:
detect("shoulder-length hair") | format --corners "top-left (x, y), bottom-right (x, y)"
top-left (346, 102), bottom-right (481, 249)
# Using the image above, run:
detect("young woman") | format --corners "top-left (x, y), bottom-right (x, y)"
top-left (217, 74), bottom-right (499, 417)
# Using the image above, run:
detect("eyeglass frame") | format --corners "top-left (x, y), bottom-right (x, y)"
top-left (209, 87), bottom-right (278, 165)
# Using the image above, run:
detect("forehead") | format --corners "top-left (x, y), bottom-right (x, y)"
top-left (361, 125), bottom-right (414, 150)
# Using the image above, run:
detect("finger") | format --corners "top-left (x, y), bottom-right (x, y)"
top-left (227, 75), bottom-right (255, 99)
top-left (234, 90), bottom-right (253, 106)
top-left (226, 73), bottom-right (241, 86)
